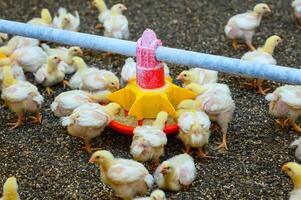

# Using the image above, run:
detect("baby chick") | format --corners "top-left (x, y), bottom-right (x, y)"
top-left (92, 0), bottom-right (111, 28)
top-left (241, 35), bottom-right (282, 95)
top-left (0, 176), bottom-right (20, 200)
top-left (34, 55), bottom-right (66, 95)
top-left (292, 0), bottom-right (301, 28)
top-left (177, 110), bottom-right (211, 158)
top-left (0, 36), bottom-right (39, 56)
top-left (184, 83), bottom-right (235, 150)
top-left (177, 68), bottom-right (218, 86)
top-left (61, 102), bottom-right (120, 152)
top-left (0, 33), bottom-right (8, 44)
top-left (41, 44), bottom-right (83, 74)
top-left (225, 3), bottom-right (271, 50)
top-left (134, 189), bottom-right (166, 200)
top-left (265, 85), bottom-right (301, 133)
top-left (282, 162), bottom-right (301, 200)
top-left (27, 8), bottom-right (53, 27)
top-left (70, 56), bottom-right (120, 92)
top-left (103, 4), bottom-right (129, 39)
top-left (1, 65), bottom-right (44, 129)
top-left (53, 7), bottom-right (80, 32)
top-left (290, 137), bottom-right (301, 161)
top-left (130, 111), bottom-right (168, 166)
top-left (154, 153), bottom-right (196, 192)
top-left (89, 150), bottom-right (154, 200)
top-left (51, 90), bottom-right (111, 117)
top-left (0, 65), bottom-right (26, 91)
top-left (0, 46), bottom-right (47, 73)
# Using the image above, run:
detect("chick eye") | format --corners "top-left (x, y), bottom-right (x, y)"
top-left (96, 156), bottom-right (100, 159)
top-left (183, 74), bottom-right (187, 77)
top-left (288, 168), bottom-right (292, 171)
top-left (54, 56), bottom-right (58, 59)
top-left (111, 83), bottom-right (115, 85)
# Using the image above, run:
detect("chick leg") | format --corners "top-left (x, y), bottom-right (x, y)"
top-left (257, 79), bottom-right (270, 95)
top-left (210, 123), bottom-right (219, 133)
top-left (231, 40), bottom-right (245, 50)
top-left (290, 119), bottom-right (301, 133)
top-left (8, 114), bottom-right (24, 129)
top-left (2, 100), bottom-right (8, 108)
top-left (81, 138), bottom-right (101, 153)
top-left (276, 118), bottom-right (289, 128)
top-left (215, 132), bottom-right (228, 151)
top-left (244, 79), bottom-right (258, 89)
top-left (95, 23), bottom-right (104, 29)
top-left (183, 145), bottom-right (192, 155)
top-left (62, 80), bottom-right (70, 89)
top-left (196, 147), bottom-right (213, 159)
top-left (246, 41), bottom-right (256, 51)
top-left (46, 87), bottom-right (54, 95)
top-left (29, 111), bottom-right (42, 124)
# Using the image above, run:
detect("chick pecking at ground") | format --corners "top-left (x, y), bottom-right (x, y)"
top-left (0, 46), bottom-right (47, 73)
top-left (89, 150), bottom-right (154, 200)
top-left (184, 83), bottom-right (235, 151)
top-left (292, 0), bottom-right (301, 28)
top-left (41, 44), bottom-right (83, 74)
top-left (130, 111), bottom-right (168, 166)
top-left (103, 4), bottom-right (129, 40)
top-left (1, 65), bottom-right (44, 129)
top-left (27, 8), bottom-right (53, 27)
top-left (176, 67), bottom-right (218, 87)
top-left (224, 3), bottom-right (271, 50)
top-left (0, 65), bottom-right (25, 91)
top-left (51, 89), bottom-right (111, 117)
top-left (69, 56), bottom-right (120, 92)
top-left (290, 137), bottom-right (301, 161)
top-left (34, 55), bottom-right (66, 95)
top-left (61, 102), bottom-right (120, 152)
top-left (265, 85), bottom-right (301, 133)
top-left (134, 189), bottom-right (166, 200)
top-left (282, 162), bottom-right (301, 200)
top-left (52, 7), bottom-right (80, 32)
top-left (241, 35), bottom-right (282, 95)
top-left (177, 109), bottom-right (212, 158)
top-left (0, 36), bottom-right (39, 56)
top-left (0, 176), bottom-right (20, 200)
top-left (154, 153), bottom-right (196, 192)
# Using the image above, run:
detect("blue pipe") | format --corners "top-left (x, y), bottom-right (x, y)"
top-left (0, 19), bottom-right (300, 84)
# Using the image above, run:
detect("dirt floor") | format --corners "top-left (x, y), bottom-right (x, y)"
top-left (0, 0), bottom-right (300, 199)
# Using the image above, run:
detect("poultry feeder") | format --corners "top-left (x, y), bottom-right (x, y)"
top-left (107, 29), bottom-right (196, 136)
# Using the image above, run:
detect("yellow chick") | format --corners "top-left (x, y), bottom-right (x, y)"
top-left (0, 65), bottom-right (26, 91)
top-left (89, 150), bottom-right (154, 200)
top-left (27, 8), bottom-right (53, 26)
top-left (34, 55), bottom-right (66, 95)
top-left (52, 7), bottom-right (80, 31)
top-left (0, 36), bottom-right (39, 56)
top-left (225, 3), bottom-right (271, 50)
top-left (61, 102), bottom-right (120, 152)
top-left (70, 57), bottom-right (120, 92)
top-left (154, 153), bottom-right (196, 192)
top-left (104, 4), bottom-right (129, 39)
top-left (51, 90), bottom-right (111, 117)
top-left (92, 0), bottom-right (111, 28)
top-left (41, 44), bottom-right (83, 74)
top-left (1, 65), bottom-right (44, 129)
top-left (0, 177), bottom-right (19, 200)
top-left (241, 35), bottom-right (282, 95)
top-left (177, 68), bottom-right (218, 86)
top-left (130, 111), bottom-right (168, 166)
top-left (134, 189), bottom-right (166, 200)
top-left (282, 162), bottom-right (301, 200)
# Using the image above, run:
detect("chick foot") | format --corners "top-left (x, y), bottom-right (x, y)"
top-left (196, 148), bottom-right (213, 159)
top-left (231, 40), bottom-right (245, 50)
top-left (290, 120), bottom-right (301, 133)
top-left (46, 87), bottom-right (54, 95)
top-left (244, 79), bottom-right (258, 89)
top-left (8, 114), bottom-right (24, 129)
top-left (62, 80), bottom-right (70, 89)
top-left (81, 139), bottom-right (101, 153)
top-left (183, 145), bottom-right (192, 155)
top-left (257, 79), bottom-right (270, 95)
top-left (276, 118), bottom-right (289, 128)
top-left (210, 123), bottom-right (219, 133)
top-left (2, 100), bottom-right (8, 108)
top-left (29, 112), bottom-right (42, 124)
top-left (95, 23), bottom-right (104, 29)
top-left (246, 42), bottom-right (256, 51)
top-left (215, 133), bottom-right (228, 151)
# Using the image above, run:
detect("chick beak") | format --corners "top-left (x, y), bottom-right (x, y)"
top-left (89, 158), bottom-right (95, 163)
top-left (116, 83), bottom-right (120, 90)
top-left (267, 7), bottom-right (271, 13)
top-left (78, 49), bottom-right (83, 56)
top-left (176, 74), bottom-right (183, 81)
top-left (122, 6), bottom-right (127, 11)
top-left (161, 168), bottom-right (168, 175)
top-left (282, 165), bottom-right (289, 172)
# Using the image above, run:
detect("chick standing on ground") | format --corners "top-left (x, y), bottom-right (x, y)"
top-left (176, 68), bottom-right (218, 86)
top-left (177, 109), bottom-right (211, 158)
top-left (52, 7), bottom-right (80, 31)
top-left (51, 90), bottom-right (111, 117)
top-left (290, 137), bottom-right (301, 161)
top-left (130, 111), bottom-right (168, 165)
top-left (103, 4), bottom-right (129, 39)
top-left (225, 3), bottom-right (271, 50)
top-left (154, 153), bottom-right (196, 192)
top-left (134, 189), bottom-right (166, 200)
top-left (92, 0), bottom-right (111, 28)
top-left (184, 83), bottom-right (235, 150)
top-left (89, 150), bottom-right (154, 200)
top-left (27, 8), bottom-right (52, 26)
top-left (282, 162), bottom-right (301, 200)
top-left (61, 103), bottom-right (120, 152)
top-left (0, 46), bottom-right (47, 73)
top-left (1, 66), bottom-right (44, 129)
top-left (265, 85), bottom-right (301, 133)
top-left (34, 55), bottom-right (66, 95)
top-left (0, 36), bottom-right (39, 56)
top-left (41, 44), bottom-right (83, 74)
top-left (70, 57), bottom-right (120, 92)
top-left (0, 177), bottom-right (20, 200)
top-left (292, 0), bottom-right (301, 27)
top-left (241, 35), bottom-right (282, 95)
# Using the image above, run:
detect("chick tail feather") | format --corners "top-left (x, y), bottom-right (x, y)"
top-left (144, 174), bottom-right (154, 189)
top-left (61, 116), bottom-right (73, 126)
